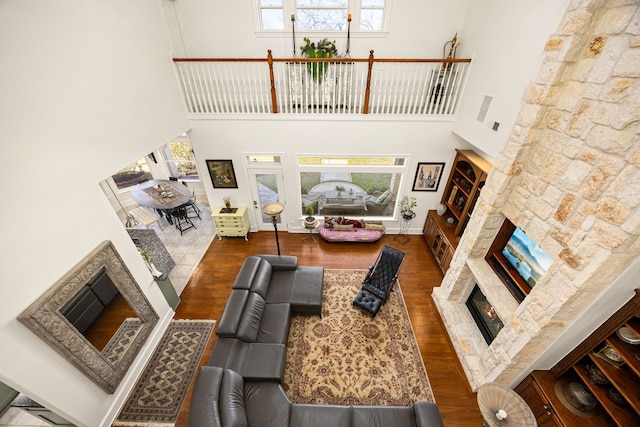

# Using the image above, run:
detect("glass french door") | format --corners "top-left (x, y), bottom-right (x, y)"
top-left (248, 169), bottom-right (288, 231)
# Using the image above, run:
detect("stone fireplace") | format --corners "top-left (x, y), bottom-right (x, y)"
top-left (433, 0), bottom-right (640, 390)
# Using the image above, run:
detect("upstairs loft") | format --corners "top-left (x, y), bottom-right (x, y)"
top-left (173, 51), bottom-right (471, 117)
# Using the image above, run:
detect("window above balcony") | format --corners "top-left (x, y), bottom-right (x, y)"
top-left (257, 0), bottom-right (390, 33)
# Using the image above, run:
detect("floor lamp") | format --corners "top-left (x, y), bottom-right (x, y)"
top-left (263, 201), bottom-right (285, 255)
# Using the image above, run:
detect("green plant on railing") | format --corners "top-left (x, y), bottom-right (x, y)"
top-left (300, 37), bottom-right (338, 83)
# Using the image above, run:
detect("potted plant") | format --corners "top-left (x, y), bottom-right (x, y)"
top-left (399, 196), bottom-right (417, 220)
top-left (300, 37), bottom-right (339, 83)
top-left (304, 204), bottom-right (316, 226)
top-left (335, 185), bottom-right (346, 197)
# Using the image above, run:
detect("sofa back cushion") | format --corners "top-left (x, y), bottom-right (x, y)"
top-left (236, 292), bottom-right (265, 342)
top-left (188, 366), bottom-right (223, 427)
top-left (291, 404), bottom-right (352, 427)
top-left (216, 290), bottom-right (249, 337)
top-left (352, 406), bottom-right (416, 427)
top-left (232, 256), bottom-right (261, 291)
top-left (250, 260), bottom-right (272, 299)
top-left (219, 369), bottom-right (249, 427)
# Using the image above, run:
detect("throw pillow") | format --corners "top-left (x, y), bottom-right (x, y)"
top-left (364, 223), bottom-right (385, 231)
top-left (376, 190), bottom-right (391, 204)
top-left (333, 224), bottom-right (354, 231)
top-left (324, 216), bottom-right (337, 228)
top-left (343, 218), bottom-right (362, 228)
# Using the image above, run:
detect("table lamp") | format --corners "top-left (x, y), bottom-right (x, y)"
top-left (263, 201), bottom-right (285, 255)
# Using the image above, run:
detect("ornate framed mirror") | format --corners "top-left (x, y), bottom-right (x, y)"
top-left (18, 240), bottom-right (159, 393)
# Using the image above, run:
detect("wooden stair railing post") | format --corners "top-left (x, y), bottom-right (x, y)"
top-left (363, 50), bottom-right (374, 114)
top-left (267, 50), bottom-right (278, 114)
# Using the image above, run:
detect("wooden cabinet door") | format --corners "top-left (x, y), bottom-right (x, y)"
top-left (423, 213), bottom-right (437, 247)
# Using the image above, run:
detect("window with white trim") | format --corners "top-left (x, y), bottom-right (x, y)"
top-left (298, 155), bottom-right (406, 218)
top-left (162, 140), bottom-right (199, 180)
top-left (258, 0), bottom-right (389, 32)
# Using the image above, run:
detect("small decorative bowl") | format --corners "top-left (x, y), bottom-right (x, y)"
top-left (617, 326), bottom-right (640, 345)
top-left (586, 364), bottom-right (609, 385)
top-left (564, 382), bottom-right (598, 412)
top-left (607, 387), bottom-right (625, 405)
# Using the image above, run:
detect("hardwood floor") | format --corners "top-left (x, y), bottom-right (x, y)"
top-left (166, 231), bottom-right (481, 426)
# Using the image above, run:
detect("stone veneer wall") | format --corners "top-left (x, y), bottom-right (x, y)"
top-left (433, 0), bottom-right (640, 389)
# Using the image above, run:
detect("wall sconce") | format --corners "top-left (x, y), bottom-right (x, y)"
top-left (263, 201), bottom-right (285, 255)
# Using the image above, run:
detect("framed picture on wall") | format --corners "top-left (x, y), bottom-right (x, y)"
top-left (206, 160), bottom-right (238, 188)
top-left (412, 162), bottom-right (445, 192)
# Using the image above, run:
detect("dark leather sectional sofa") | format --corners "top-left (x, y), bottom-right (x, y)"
top-left (188, 255), bottom-right (445, 427)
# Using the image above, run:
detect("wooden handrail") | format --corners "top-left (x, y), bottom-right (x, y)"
top-left (172, 51), bottom-right (472, 115)
top-left (172, 56), bottom-right (472, 64)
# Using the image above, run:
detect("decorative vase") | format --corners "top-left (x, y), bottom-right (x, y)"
top-left (223, 197), bottom-right (231, 209)
top-left (145, 261), bottom-right (163, 278)
top-left (402, 210), bottom-right (416, 220)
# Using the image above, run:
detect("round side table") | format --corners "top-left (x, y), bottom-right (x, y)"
top-left (303, 218), bottom-right (319, 244)
top-left (394, 210), bottom-right (416, 244)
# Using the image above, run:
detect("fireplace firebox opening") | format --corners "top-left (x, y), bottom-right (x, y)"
top-left (466, 284), bottom-right (504, 345)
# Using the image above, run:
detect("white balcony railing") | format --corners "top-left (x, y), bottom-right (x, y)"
top-left (173, 51), bottom-right (471, 116)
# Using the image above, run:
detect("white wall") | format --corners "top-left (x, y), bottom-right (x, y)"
top-left (452, 0), bottom-right (570, 158)
top-left (188, 118), bottom-right (474, 233)
top-left (0, 1), bottom-right (189, 426)
top-left (175, 0), bottom-right (469, 58)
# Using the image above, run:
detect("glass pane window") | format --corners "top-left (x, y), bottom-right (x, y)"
top-left (262, 9), bottom-right (284, 29)
top-left (298, 155), bottom-right (407, 218)
top-left (257, 0), bottom-right (388, 32)
top-left (260, 0), bottom-right (284, 30)
top-left (360, 8), bottom-right (384, 31)
top-left (246, 155), bottom-right (282, 164)
top-left (112, 158), bottom-right (153, 190)
top-left (298, 156), bottom-right (404, 166)
top-left (163, 141), bottom-right (199, 180)
top-left (297, 8), bottom-right (347, 30)
top-left (361, 0), bottom-right (383, 6)
top-left (297, 0), bottom-right (348, 6)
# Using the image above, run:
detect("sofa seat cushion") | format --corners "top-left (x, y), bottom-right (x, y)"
top-left (265, 270), bottom-right (296, 303)
top-left (256, 303), bottom-right (291, 344)
top-left (244, 381), bottom-right (291, 427)
top-left (290, 266), bottom-right (324, 315)
top-left (352, 406), bottom-right (416, 427)
top-left (267, 267), bottom-right (324, 316)
top-left (209, 339), bottom-right (286, 382)
top-left (290, 404), bottom-right (352, 427)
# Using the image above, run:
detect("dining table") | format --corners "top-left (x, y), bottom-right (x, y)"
top-left (130, 180), bottom-right (192, 224)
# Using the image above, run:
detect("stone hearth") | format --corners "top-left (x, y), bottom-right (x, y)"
top-left (434, 0), bottom-right (640, 390)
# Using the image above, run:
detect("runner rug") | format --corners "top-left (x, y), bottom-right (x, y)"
top-left (284, 269), bottom-right (434, 406)
top-left (114, 319), bottom-right (215, 427)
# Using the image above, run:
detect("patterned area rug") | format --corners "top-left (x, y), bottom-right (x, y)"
top-left (284, 269), bottom-right (434, 406)
top-left (114, 319), bottom-right (215, 426)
